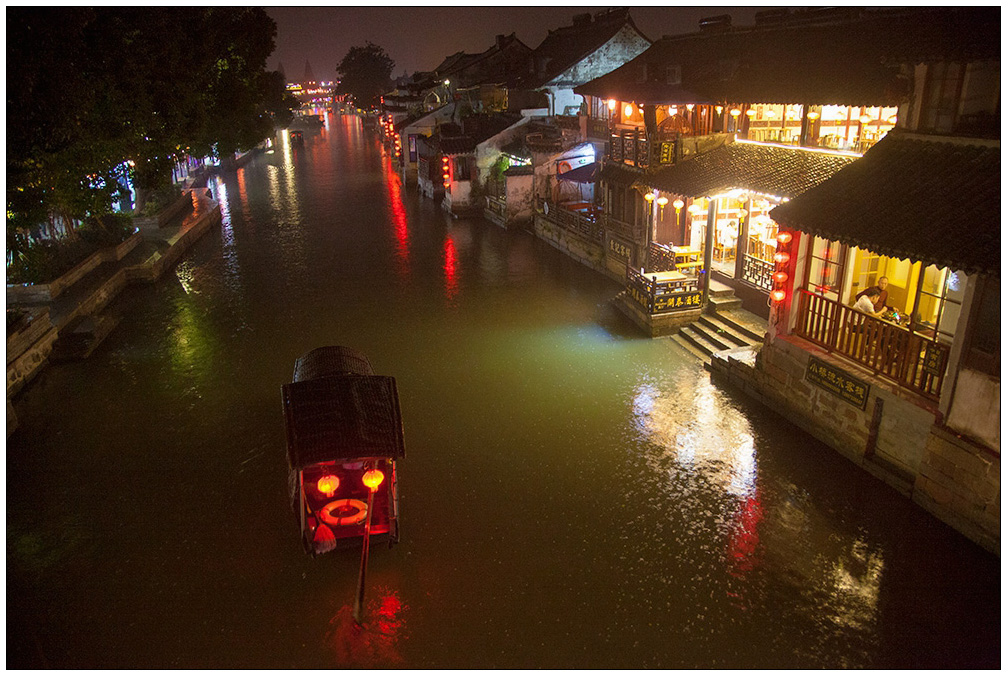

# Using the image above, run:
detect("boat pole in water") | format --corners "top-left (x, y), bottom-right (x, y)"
top-left (353, 464), bottom-right (385, 624)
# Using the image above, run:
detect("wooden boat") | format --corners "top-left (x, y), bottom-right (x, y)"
top-left (281, 346), bottom-right (404, 555)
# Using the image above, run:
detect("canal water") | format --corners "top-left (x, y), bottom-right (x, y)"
top-left (7, 114), bottom-right (999, 669)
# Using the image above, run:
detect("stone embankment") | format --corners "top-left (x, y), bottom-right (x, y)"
top-left (709, 338), bottom-right (1000, 554)
top-left (7, 190), bottom-right (222, 435)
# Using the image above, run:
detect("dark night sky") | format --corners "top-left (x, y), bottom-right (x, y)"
top-left (265, 6), bottom-right (781, 82)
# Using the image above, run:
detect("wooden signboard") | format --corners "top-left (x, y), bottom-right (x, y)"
top-left (922, 342), bottom-right (944, 377)
top-left (805, 356), bottom-right (869, 410)
top-left (659, 142), bottom-right (675, 165)
top-left (653, 291), bottom-right (702, 313)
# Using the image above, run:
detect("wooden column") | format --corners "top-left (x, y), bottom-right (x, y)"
top-left (702, 199), bottom-right (717, 306)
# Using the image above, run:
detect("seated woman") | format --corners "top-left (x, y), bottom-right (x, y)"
top-left (853, 286), bottom-right (884, 317)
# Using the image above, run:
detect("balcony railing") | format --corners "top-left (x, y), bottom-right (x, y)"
top-left (486, 196), bottom-right (507, 219)
top-left (741, 255), bottom-right (774, 291)
top-left (625, 264), bottom-right (702, 314)
top-left (542, 201), bottom-right (603, 243)
top-left (602, 214), bottom-right (644, 241)
top-left (794, 290), bottom-right (950, 400)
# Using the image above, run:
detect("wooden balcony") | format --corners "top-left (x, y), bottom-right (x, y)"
top-left (541, 201), bottom-right (603, 243)
top-left (793, 290), bottom-right (950, 400)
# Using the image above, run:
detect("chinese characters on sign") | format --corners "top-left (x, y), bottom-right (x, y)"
top-left (653, 291), bottom-right (702, 312)
top-left (608, 237), bottom-right (631, 262)
top-left (805, 357), bottom-right (869, 409)
top-left (658, 142), bottom-right (674, 164)
top-left (922, 343), bottom-right (943, 377)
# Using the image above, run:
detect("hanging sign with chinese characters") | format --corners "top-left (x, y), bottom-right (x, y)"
top-left (805, 356), bottom-right (869, 410)
top-left (922, 342), bottom-right (944, 377)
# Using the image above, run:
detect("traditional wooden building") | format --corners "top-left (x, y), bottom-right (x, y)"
top-left (702, 8), bottom-right (1000, 551)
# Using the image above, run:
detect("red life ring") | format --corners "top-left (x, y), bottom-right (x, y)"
top-left (558, 160), bottom-right (572, 174)
top-left (319, 498), bottom-right (368, 527)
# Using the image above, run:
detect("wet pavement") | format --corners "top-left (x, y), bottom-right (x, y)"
top-left (6, 113), bottom-right (1000, 669)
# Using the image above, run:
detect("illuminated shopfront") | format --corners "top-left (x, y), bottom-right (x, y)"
top-left (805, 240), bottom-right (966, 345)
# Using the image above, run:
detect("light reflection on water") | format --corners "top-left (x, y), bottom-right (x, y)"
top-left (5, 114), bottom-right (999, 670)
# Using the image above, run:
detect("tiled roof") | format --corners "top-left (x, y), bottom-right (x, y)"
top-left (641, 139), bottom-right (857, 199)
top-left (511, 8), bottom-right (648, 89)
top-left (770, 133), bottom-right (1000, 276)
top-left (439, 114), bottom-right (521, 155)
top-left (576, 7), bottom-right (998, 107)
top-left (599, 161), bottom-right (645, 186)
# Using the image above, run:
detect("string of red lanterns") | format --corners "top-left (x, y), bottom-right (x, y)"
top-left (770, 230), bottom-right (793, 304)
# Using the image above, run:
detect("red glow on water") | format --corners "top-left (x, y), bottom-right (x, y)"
top-left (325, 588), bottom-right (407, 668)
top-left (728, 492), bottom-right (764, 575)
top-left (237, 167), bottom-right (249, 215)
top-left (444, 235), bottom-right (458, 300)
top-left (382, 157), bottom-right (410, 277)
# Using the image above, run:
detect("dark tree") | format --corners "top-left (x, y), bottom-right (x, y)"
top-left (6, 7), bottom-right (293, 231)
top-left (336, 42), bottom-right (395, 110)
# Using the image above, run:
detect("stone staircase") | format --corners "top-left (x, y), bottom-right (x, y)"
top-left (671, 289), bottom-right (767, 363)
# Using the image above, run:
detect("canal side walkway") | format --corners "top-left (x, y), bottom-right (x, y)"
top-left (7, 190), bottom-right (222, 435)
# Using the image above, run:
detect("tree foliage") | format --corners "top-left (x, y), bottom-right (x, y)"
top-left (336, 42), bottom-right (395, 110)
top-left (6, 7), bottom-right (293, 233)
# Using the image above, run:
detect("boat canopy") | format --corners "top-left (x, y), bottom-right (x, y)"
top-left (282, 346), bottom-right (405, 469)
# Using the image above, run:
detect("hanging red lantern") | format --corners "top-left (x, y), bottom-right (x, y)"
top-left (773, 271), bottom-right (788, 284)
top-left (771, 290), bottom-right (786, 303)
top-left (774, 252), bottom-right (790, 264)
top-left (316, 474), bottom-right (340, 497)
top-left (776, 231), bottom-right (792, 245)
top-left (362, 468), bottom-right (385, 491)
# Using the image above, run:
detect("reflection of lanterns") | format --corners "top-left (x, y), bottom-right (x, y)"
top-left (624, 103), bottom-right (634, 118)
top-left (317, 474), bottom-right (340, 497)
top-left (608, 99), bottom-right (616, 111)
top-left (362, 468), bottom-right (385, 491)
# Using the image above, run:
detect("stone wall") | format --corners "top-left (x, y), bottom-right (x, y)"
top-left (711, 337), bottom-right (1000, 553)
top-left (7, 232), bottom-right (141, 305)
top-left (916, 427), bottom-right (1000, 554)
top-left (533, 214), bottom-right (609, 278)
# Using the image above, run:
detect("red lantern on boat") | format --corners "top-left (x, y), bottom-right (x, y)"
top-left (317, 474), bottom-right (340, 497)
top-left (362, 468), bottom-right (385, 491)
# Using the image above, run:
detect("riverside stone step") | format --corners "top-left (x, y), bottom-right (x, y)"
top-left (714, 308), bottom-right (766, 344)
top-left (696, 314), bottom-right (751, 349)
top-left (51, 313), bottom-right (120, 361)
top-left (670, 333), bottom-right (710, 362)
top-left (678, 325), bottom-right (724, 357)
